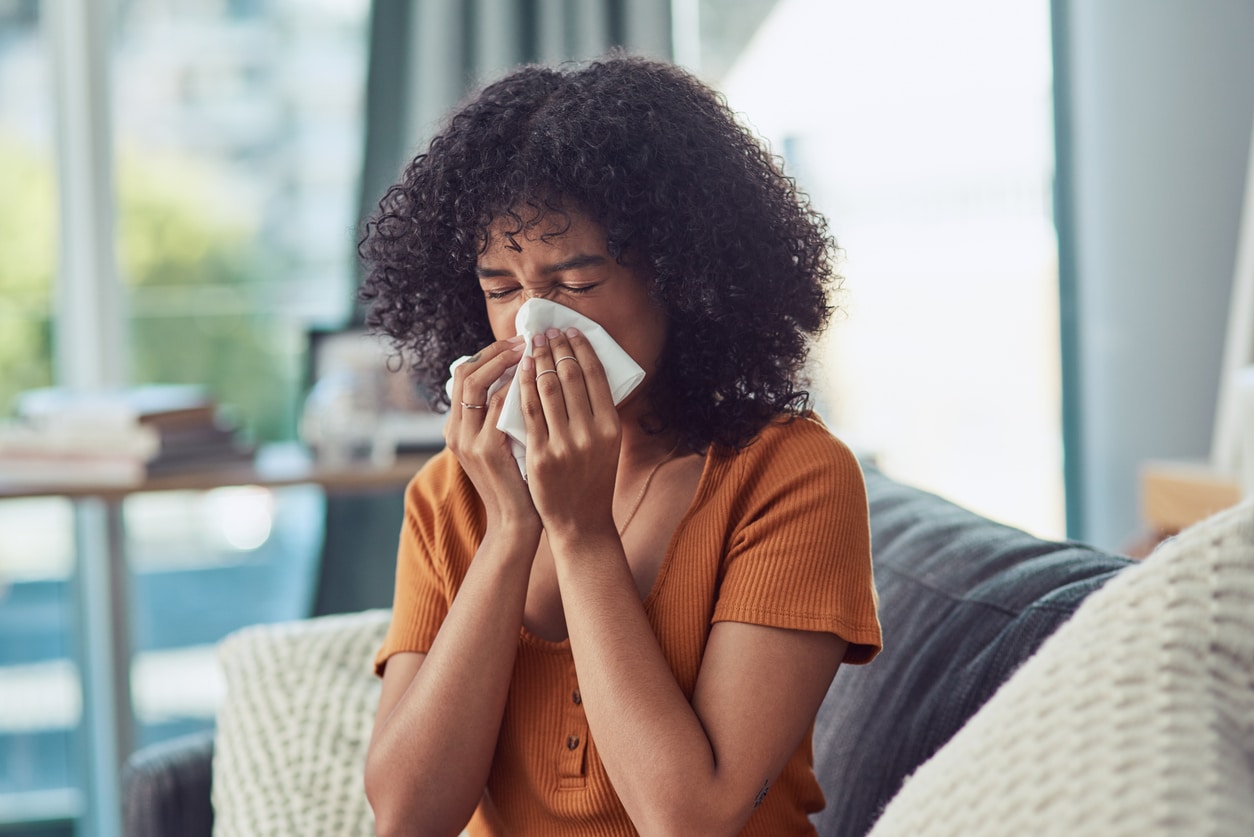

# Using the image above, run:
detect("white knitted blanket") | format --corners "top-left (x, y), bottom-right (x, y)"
top-left (869, 499), bottom-right (1254, 836)
top-left (211, 609), bottom-right (390, 837)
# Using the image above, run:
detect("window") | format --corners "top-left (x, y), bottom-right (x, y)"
top-left (701, 0), bottom-right (1063, 538)
top-left (0, 0), bottom-right (54, 416)
top-left (114, 0), bottom-right (370, 442)
top-left (0, 0), bottom-right (370, 830)
top-left (0, 2), bottom-right (76, 825)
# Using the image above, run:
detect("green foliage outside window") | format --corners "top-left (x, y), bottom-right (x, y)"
top-left (0, 134), bottom-right (55, 412)
top-left (0, 133), bottom-right (301, 441)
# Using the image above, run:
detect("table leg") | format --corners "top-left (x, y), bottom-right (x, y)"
top-left (70, 498), bottom-right (132, 837)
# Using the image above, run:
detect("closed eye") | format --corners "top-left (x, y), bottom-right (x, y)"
top-left (482, 283), bottom-right (600, 300)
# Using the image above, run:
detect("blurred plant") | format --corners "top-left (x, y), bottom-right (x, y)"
top-left (0, 133), bottom-right (55, 415)
top-left (117, 150), bottom-right (299, 441)
top-left (0, 132), bottom-right (301, 440)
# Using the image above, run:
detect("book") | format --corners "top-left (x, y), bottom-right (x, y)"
top-left (1, 385), bottom-right (257, 483)
top-left (0, 422), bottom-right (160, 460)
top-left (17, 385), bottom-right (217, 432)
top-left (0, 454), bottom-right (146, 488)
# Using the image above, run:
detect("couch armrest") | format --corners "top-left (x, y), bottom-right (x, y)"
top-left (122, 730), bottom-right (215, 837)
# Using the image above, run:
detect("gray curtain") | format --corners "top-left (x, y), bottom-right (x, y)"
top-left (315, 0), bottom-right (672, 618)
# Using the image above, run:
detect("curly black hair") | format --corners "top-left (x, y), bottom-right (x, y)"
top-left (358, 53), bottom-right (839, 452)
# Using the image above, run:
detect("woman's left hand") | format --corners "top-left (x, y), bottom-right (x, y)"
top-left (518, 327), bottom-right (621, 539)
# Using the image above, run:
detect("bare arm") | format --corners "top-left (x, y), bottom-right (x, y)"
top-left (551, 529), bottom-right (845, 836)
top-left (365, 336), bottom-right (539, 837)
top-left (520, 328), bottom-right (847, 836)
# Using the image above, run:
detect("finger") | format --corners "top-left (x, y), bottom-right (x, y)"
top-left (545, 328), bottom-right (592, 425)
top-left (564, 328), bottom-right (616, 417)
top-left (517, 352), bottom-right (549, 445)
top-left (471, 363), bottom-right (518, 459)
top-left (529, 330), bottom-right (568, 423)
top-left (454, 337), bottom-right (525, 417)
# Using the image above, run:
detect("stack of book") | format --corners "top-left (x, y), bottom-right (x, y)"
top-left (0, 385), bottom-right (255, 488)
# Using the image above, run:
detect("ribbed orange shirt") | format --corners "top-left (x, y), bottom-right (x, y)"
top-left (375, 414), bottom-right (882, 836)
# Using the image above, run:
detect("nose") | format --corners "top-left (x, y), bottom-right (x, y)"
top-left (520, 286), bottom-right (557, 301)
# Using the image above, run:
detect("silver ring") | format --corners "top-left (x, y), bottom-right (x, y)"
top-left (555, 355), bottom-right (578, 366)
top-left (459, 401), bottom-right (486, 409)
top-left (536, 369), bottom-right (559, 380)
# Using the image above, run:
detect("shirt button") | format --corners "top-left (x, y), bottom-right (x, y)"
top-left (572, 690), bottom-right (582, 705)
top-left (566, 736), bottom-right (580, 750)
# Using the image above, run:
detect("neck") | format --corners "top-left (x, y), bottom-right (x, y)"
top-left (617, 421), bottom-right (682, 473)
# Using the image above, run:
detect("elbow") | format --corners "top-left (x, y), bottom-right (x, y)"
top-left (369, 808), bottom-right (407, 837)
top-left (364, 759), bottom-right (417, 837)
top-left (365, 755), bottom-right (473, 837)
top-left (631, 794), bottom-right (748, 837)
top-left (370, 801), bottom-right (465, 837)
top-left (634, 815), bottom-right (744, 837)
top-left (364, 769), bottom-right (404, 837)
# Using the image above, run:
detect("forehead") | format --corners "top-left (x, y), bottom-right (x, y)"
top-left (479, 208), bottom-right (607, 261)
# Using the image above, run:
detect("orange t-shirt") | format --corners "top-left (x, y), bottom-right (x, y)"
top-left (375, 414), bottom-right (882, 836)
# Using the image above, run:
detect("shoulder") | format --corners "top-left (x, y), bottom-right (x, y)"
top-left (715, 413), bottom-right (865, 492)
top-left (404, 448), bottom-right (463, 507)
top-left (403, 449), bottom-right (483, 532)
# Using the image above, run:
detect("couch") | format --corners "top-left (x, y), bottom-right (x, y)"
top-left (122, 465), bottom-right (1254, 836)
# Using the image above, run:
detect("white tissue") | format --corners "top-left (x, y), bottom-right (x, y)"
top-left (445, 298), bottom-right (646, 477)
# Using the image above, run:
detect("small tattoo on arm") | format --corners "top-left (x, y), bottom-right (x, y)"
top-left (753, 780), bottom-right (770, 809)
top-left (466, 352), bottom-right (482, 363)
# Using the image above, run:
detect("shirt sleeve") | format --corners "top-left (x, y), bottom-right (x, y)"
top-left (711, 419), bottom-right (882, 664)
top-left (373, 453), bottom-right (459, 676)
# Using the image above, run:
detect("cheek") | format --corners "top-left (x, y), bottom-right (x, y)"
top-left (609, 307), bottom-right (668, 372)
top-left (486, 306), bottom-right (517, 341)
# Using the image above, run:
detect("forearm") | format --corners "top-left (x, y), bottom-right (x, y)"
top-left (550, 530), bottom-right (746, 837)
top-left (366, 524), bottom-right (538, 836)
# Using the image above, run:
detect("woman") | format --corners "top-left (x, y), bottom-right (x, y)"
top-left (359, 54), bottom-right (881, 837)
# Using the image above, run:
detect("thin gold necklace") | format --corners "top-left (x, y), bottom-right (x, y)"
top-left (616, 440), bottom-right (682, 537)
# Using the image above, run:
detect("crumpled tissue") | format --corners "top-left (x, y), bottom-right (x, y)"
top-left (446, 298), bottom-right (645, 477)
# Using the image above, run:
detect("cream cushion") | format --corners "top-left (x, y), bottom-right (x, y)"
top-left (211, 609), bottom-right (390, 837)
top-left (868, 499), bottom-right (1254, 837)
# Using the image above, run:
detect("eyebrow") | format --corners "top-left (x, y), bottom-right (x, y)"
top-left (476, 253), bottom-right (607, 279)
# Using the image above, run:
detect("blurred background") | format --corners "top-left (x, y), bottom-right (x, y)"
top-left (2, 0), bottom-right (1252, 834)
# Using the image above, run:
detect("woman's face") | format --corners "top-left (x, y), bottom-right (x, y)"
top-left (475, 210), bottom-right (669, 393)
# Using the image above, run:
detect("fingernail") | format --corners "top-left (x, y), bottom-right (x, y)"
top-left (508, 334), bottom-right (525, 344)
top-left (533, 333), bottom-right (547, 347)
top-left (511, 342), bottom-right (524, 351)
top-left (565, 327), bottom-right (580, 339)
top-left (520, 354), bottom-right (534, 371)
top-left (546, 327), bottom-right (560, 339)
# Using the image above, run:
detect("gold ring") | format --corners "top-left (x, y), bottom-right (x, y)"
top-left (555, 356), bottom-right (578, 366)
top-left (459, 401), bottom-right (486, 409)
top-left (536, 369), bottom-right (559, 380)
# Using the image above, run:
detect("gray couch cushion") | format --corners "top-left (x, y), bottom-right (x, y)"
top-left (122, 730), bottom-right (215, 837)
top-left (867, 497), bottom-right (1254, 835)
top-left (811, 467), bottom-right (1130, 837)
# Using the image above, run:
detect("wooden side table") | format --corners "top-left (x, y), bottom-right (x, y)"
top-left (0, 445), bottom-right (435, 835)
top-left (1139, 458), bottom-right (1242, 535)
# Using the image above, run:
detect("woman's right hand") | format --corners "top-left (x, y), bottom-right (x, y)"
top-left (444, 335), bottom-right (538, 532)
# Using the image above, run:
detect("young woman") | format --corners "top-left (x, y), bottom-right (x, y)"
top-left (358, 54), bottom-right (881, 837)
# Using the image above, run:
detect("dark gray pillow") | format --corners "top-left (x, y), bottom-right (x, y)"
top-left (122, 730), bottom-right (215, 837)
top-left (811, 467), bottom-right (1130, 837)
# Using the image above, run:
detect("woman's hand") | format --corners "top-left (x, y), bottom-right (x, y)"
top-left (518, 327), bottom-right (621, 539)
top-left (444, 335), bottom-right (537, 532)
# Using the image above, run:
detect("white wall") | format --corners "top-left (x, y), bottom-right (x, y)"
top-left (1059, 0), bottom-right (1254, 548)
top-left (722, 0), bottom-right (1064, 539)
